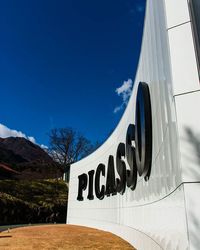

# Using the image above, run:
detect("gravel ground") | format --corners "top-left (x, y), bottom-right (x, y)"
top-left (0, 224), bottom-right (135, 250)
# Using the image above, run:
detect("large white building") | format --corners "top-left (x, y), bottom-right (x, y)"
top-left (67, 0), bottom-right (200, 249)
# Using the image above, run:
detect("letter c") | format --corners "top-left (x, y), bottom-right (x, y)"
top-left (95, 164), bottom-right (105, 200)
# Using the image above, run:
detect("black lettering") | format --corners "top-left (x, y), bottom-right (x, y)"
top-left (126, 124), bottom-right (137, 190)
top-left (77, 81), bottom-right (153, 201)
top-left (87, 170), bottom-right (95, 200)
top-left (135, 82), bottom-right (152, 180)
top-left (95, 164), bottom-right (105, 200)
top-left (116, 143), bottom-right (126, 195)
top-left (105, 155), bottom-right (117, 196)
top-left (77, 173), bottom-right (88, 201)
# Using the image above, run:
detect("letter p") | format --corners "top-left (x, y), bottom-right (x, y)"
top-left (77, 173), bottom-right (88, 201)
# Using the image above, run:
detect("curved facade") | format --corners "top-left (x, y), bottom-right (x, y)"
top-left (67, 0), bottom-right (200, 249)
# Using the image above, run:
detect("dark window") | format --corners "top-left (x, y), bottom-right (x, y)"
top-left (189, 0), bottom-right (200, 75)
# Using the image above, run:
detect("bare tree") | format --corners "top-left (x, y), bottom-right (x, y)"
top-left (48, 128), bottom-right (96, 181)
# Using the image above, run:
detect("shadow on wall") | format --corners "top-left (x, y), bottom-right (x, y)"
top-left (185, 128), bottom-right (200, 164)
top-left (184, 127), bottom-right (200, 249)
top-left (183, 127), bottom-right (200, 179)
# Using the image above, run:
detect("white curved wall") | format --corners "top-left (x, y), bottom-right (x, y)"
top-left (67, 0), bottom-right (200, 249)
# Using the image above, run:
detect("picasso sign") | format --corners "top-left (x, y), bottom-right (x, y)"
top-left (77, 82), bottom-right (152, 201)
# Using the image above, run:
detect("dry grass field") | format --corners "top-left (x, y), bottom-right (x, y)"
top-left (0, 224), bottom-right (135, 250)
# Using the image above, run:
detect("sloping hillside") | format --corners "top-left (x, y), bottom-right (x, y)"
top-left (0, 179), bottom-right (68, 225)
top-left (0, 137), bottom-right (53, 163)
top-left (0, 137), bottom-right (63, 179)
top-left (0, 137), bottom-right (67, 225)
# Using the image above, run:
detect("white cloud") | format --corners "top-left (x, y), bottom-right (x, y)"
top-left (41, 144), bottom-right (48, 150)
top-left (0, 123), bottom-right (36, 144)
top-left (0, 123), bottom-right (49, 149)
top-left (113, 105), bottom-right (123, 114)
top-left (27, 136), bottom-right (36, 144)
top-left (114, 79), bottom-right (133, 113)
top-left (0, 123), bottom-right (47, 148)
top-left (116, 79), bottom-right (132, 95)
top-left (0, 123), bottom-right (27, 138)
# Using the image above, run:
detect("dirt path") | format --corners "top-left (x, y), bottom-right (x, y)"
top-left (0, 224), bottom-right (135, 249)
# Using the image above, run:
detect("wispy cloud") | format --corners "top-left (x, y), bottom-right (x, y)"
top-left (129, 3), bottom-right (145, 16)
top-left (0, 123), bottom-right (47, 149)
top-left (41, 144), bottom-right (48, 150)
top-left (113, 106), bottom-right (123, 114)
top-left (27, 136), bottom-right (36, 144)
top-left (114, 79), bottom-right (133, 113)
top-left (136, 4), bottom-right (145, 13)
top-left (0, 123), bottom-right (28, 138)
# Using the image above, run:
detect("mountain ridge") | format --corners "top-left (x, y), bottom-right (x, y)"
top-left (0, 137), bottom-right (62, 179)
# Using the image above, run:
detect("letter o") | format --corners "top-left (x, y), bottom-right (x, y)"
top-left (135, 82), bottom-right (152, 180)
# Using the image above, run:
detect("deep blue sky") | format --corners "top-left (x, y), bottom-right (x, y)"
top-left (0, 0), bottom-right (146, 147)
